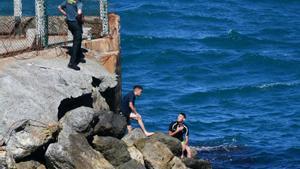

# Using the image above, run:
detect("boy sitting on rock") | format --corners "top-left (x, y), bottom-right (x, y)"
top-left (168, 113), bottom-right (192, 158)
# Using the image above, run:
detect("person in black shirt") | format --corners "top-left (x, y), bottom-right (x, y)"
top-left (169, 112), bottom-right (192, 158)
top-left (58, 0), bottom-right (86, 71)
top-left (121, 85), bottom-right (154, 136)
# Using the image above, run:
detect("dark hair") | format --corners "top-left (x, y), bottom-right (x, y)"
top-left (179, 112), bottom-right (186, 118)
top-left (133, 85), bottom-right (143, 90)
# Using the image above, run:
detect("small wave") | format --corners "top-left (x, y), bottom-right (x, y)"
top-left (176, 80), bottom-right (300, 104)
top-left (179, 14), bottom-right (235, 24)
top-left (193, 144), bottom-right (241, 153)
top-left (123, 34), bottom-right (193, 44)
top-left (221, 52), bottom-right (300, 71)
top-left (201, 30), bottom-right (295, 49)
top-left (258, 81), bottom-right (300, 89)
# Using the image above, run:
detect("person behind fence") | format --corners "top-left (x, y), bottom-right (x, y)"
top-left (58, 0), bottom-right (86, 71)
top-left (120, 85), bottom-right (154, 137)
top-left (168, 112), bottom-right (192, 158)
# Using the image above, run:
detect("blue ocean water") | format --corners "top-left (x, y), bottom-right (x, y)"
top-left (1, 0), bottom-right (300, 168)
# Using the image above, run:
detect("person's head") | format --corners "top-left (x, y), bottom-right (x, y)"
top-left (177, 112), bottom-right (186, 123)
top-left (133, 85), bottom-right (143, 96)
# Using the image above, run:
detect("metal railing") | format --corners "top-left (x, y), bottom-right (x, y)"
top-left (0, 0), bottom-right (109, 57)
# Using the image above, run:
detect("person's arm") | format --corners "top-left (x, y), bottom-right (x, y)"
top-left (169, 130), bottom-right (178, 136)
top-left (77, 2), bottom-right (83, 15)
top-left (183, 125), bottom-right (190, 145)
top-left (129, 102), bottom-right (139, 114)
top-left (169, 127), bottom-right (184, 136)
top-left (168, 122), bottom-right (183, 136)
top-left (58, 1), bottom-right (67, 16)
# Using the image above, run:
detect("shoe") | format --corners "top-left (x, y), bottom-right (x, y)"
top-left (68, 64), bottom-right (80, 71)
top-left (79, 58), bottom-right (86, 63)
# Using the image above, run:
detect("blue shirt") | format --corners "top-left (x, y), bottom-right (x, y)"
top-left (121, 91), bottom-right (136, 114)
top-left (60, 0), bottom-right (83, 21)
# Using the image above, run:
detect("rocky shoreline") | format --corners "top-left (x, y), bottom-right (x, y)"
top-left (0, 120), bottom-right (211, 169)
top-left (0, 48), bottom-right (211, 169)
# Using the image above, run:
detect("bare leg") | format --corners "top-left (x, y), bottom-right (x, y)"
top-left (181, 143), bottom-right (186, 159)
top-left (181, 142), bottom-right (192, 158)
top-left (130, 113), bottom-right (154, 136)
top-left (127, 125), bottom-right (133, 133)
top-left (186, 145), bottom-right (192, 158)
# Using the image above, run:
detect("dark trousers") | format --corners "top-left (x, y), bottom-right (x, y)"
top-left (67, 20), bottom-right (83, 65)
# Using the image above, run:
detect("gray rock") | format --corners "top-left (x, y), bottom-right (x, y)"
top-left (122, 128), bottom-right (146, 147)
top-left (93, 111), bottom-right (127, 138)
top-left (45, 134), bottom-right (114, 169)
top-left (92, 136), bottom-right (131, 166)
top-left (5, 120), bottom-right (59, 160)
top-left (169, 157), bottom-right (187, 169)
top-left (0, 48), bottom-right (117, 137)
top-left (182, 158), bottom-right (212, 169)
top-left (150, 132), bottom-right (182, 156)
top-left (0, 136), bottom-right (4, 147)
top-left (59, 107), bottom-right (97, 137)
top-left (116, 159), bottom-right (146, 169)
top-left (0, 151), bottom-right (8, 169)
top-left (16, 160), bottom-right (46, 169)
top-left (0, 149), bottom-right (16, 169)
top-left (134, 139), bottom-right (174, 169)
top-left (190, 147), bottom-right (198, 159)
top-left (127, 146), bottom-right (144, 166)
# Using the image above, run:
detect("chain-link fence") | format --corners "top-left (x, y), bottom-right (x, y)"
top-left (0, 16), bottom-right (36, 57)
top-left (0, 0), bottom-right (108, 58)
top-left (0, 16), bottom-right (103, 57)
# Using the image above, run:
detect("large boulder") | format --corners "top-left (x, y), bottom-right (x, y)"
top-left (92, 136), bottom-right (131, 166)
top-left (127, 146), bottom-right (144, 166)
top-left (0, 149), bottom-right (16, 169)
top-left (0, 48), bottom-right (117, 137)
top-left (16, 160), bottom-right (46, 169)
top-left (150, 133), bottom-right (182, 156)
top-left (122, 128), bottom-right (146, 146)
top-left (59, 107), bottom-right (98, 137)
top-left (116, 159), bottom-right (146, 169)
top-left (134, 139), bottom-right (174, 169)
top-left (93, 111), bottom-right (127, 138)
top-left (169, 157), bottom-right (187, 169)
top-left (45, 134), bottom-right (113, 169)
top-left (5, 120), bottom-right (59, 160)
top-left (190, 147), bottom-right (198, 159)
top-left (182, 158), bottom-right (212, 169)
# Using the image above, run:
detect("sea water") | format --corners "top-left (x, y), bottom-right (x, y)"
top-left (1, 0), bottom-right (299, 168)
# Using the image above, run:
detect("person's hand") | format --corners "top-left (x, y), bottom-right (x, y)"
top-left (136, 113), bottom-right (142, 119)
top-left (76, 13), bottom-right (84, 24)
top-left (177, 126), bottom-right (184, 132)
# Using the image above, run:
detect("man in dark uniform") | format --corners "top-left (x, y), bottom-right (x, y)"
top-left (121, 85), bottom-right (154, 136)
top-left (169, 112), bottom-right (192, 158)
top-left (58, 0), bottom-right (86, 71)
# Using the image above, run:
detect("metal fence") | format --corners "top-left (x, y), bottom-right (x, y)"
top-left (0, 0), bottom-right (109, 57)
